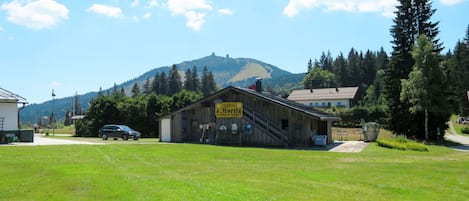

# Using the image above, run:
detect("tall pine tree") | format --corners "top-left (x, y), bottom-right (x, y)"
top-left (168, 64), bottom-right (182, 96)
top-left (384, 0), bottom-right (445, 138)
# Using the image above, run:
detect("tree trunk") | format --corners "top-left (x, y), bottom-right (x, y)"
top-left (425, 109), bottom-right (429, 141)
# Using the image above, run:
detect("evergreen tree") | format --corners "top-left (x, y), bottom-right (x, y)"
top-left (120, 87), bottom-right (125, 96)
top-left (401, 35), bottom-right (449, 140)
top-left (191, 65), bottom-right (200, 92)
top-left (184, 68), bottom-right (193, 91)
top-left (112, 83), bottom-right (119, 96)
top-left (159, 72), bottom-right (169, 96)
top-left (346, 48), bottom-right (361, 86)
top-left (333, 52), bottom-right (347, 87)
top-left (151, 72), bottom-right (161, 94)
top-left (384, 0), bottom-right (442, 137)
top-left (319, 51), bottom-right (334, 71)
top-left (201, 66), bottom-right (217, 96)
top-left (63, 109), bottom-right (71, 126)
top-left (447, 25), bottom-right (469, 115)
top-left (98, 86), bottom-right (103, 97)
top-left (362, 50), bottom-right (377, 86)
top-left (143, 77), bottom-right (151, 95)
top-left (131, 82), bottom-right (140, 98)
top-left (168, 64), bottom-right (182, 96)
top-left (307, 58), bottom-right (313, 72)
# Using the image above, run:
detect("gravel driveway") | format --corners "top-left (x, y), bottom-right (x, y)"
top-left (10, 134), bottom-right (104, 146)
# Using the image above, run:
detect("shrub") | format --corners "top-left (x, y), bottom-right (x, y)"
top-left (461, 127), bottom-right (469, 134)
top-left (377, 136), bottom-right (428, 152)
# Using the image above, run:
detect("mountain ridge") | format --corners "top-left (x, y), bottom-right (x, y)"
top-left (19, 54), bottom-right (304, 124)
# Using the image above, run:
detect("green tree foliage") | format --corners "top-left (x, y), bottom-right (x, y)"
top-left (303, 67), bottom-right (336, 89)
top-left (151, 72), bottom-right (161, 94)
top-left (142, 77), bottom-right (151, 95)
top-left (183, 66), bottom-right (201, 92)
top-left (446, 25), bottom-right (469, 115)
top-left (191, 65), bottom-right (200, 92)
top-left (332, 53), bottom-right (347, 87)
top-left (201, 66), bottom-right (217, 96)
top-left (131, 82), bottom-right (140, 98)
top-left (401, 35), bottom-right (449, 140)
top-left (63, 109), bottom-right (71, 126)
top-left (384, 0), bottom-right (442, 138)
top-left (184, 68), bottom-right (194, 91)
top-left (172, 90), bottom-right (203, 110)
top-left (168, 64), bottom-right (182, 96)
top-left (159, 72), bottom-right (169, 96)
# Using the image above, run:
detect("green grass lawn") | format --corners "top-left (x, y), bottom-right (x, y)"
top-left (0, 143), bottom-right (468, 201)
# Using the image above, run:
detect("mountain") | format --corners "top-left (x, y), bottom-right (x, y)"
top-left (20, 54), bottom-right (304, 124)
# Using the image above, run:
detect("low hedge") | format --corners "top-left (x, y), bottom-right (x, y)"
top-left (462, 127), bottom-right (469, 134)
top-left (377, 136), bottom-right (428, 152)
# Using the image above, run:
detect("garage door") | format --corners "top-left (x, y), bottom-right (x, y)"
top-left (160, 118), bottom-right (171, 142)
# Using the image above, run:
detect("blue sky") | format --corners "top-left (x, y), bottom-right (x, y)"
top-left (0, 0), bottom-right (468, 104)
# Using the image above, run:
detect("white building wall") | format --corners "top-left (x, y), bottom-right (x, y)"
top-left (160, 118), bottom-right (171, 142)
top-left (0, 102), bottom-right (18, 131)
top-left (296, 99), bottom-right (351, 108)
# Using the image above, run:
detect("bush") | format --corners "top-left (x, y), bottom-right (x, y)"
top-left (461, 127), bottom-right (469, 134)
top-left (377, 136), bottom-right (428, 152)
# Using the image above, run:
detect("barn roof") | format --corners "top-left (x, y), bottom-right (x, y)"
top-left (0, 87), bottom-right (27, 103)
top-left (287, 87), bottom-right (359, 101)
top-left (162, 86), bottom-right (340, 121)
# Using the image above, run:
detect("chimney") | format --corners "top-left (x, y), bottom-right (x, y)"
top-left (255, 78), bottom-right (263, 93)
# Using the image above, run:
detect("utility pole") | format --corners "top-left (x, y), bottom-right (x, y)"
top-left (52, 89), bottom-right (56, 136)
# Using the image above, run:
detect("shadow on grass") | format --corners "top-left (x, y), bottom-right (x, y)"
top-left (428, 140), bottom-right (469, 152)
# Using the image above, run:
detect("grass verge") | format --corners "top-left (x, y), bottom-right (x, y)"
top-left (1, 142), bottom-right (468, 200)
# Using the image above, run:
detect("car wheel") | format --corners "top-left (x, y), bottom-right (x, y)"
top-left (102, 134), bottom-right (108, 140)
top-left (122, 134), bottom-right (129, 141)
top-left (133, 136), bottom-right (138, 141)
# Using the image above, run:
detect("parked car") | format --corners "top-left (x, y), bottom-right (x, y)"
top-left (456, 117), bottom-right (469, 125)
top-left (98, 125), bottom-right (141, 140)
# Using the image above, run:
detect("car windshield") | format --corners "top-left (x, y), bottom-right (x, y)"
top-left (119, 125), bottom-right (133, 131)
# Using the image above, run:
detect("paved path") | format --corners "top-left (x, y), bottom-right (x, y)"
top-left (329, 141), bottom-right (369, 153)
top-left (10, 134), bottom-right (104, 146)
top-left (445, 121), bottom-right (469, 152)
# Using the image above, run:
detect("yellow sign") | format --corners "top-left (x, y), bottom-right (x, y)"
top-left (215, 102), bottom-right (243, 118)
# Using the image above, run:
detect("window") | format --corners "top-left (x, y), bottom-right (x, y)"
top-left (281, 119), bottom-right (289, 130)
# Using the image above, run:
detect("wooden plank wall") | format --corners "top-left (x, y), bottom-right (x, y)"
top-left (171, 89), bottom-right (331, 147)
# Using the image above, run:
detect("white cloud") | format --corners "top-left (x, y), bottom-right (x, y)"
top-left (217, 8), bottom-right (233, 15)
top-left (283, 0), bottom-right (398, 18)
top-left (131, 0), bottom-right (139, 8)
top-left (167, 0), bottom-right (212, 31)
top-left (147, 0), bottom-right (159, 8)
top-left (167, 0), bottom-right (212, 15)
top-left (440, 0), bottom-right (466, 6)
top-left (87, 4), bottom-right (122, 18)
top-left (143, 12), bottom-right (152, 19)
top-left (185, 11), bottom-right (205, 31)
top-left (1, 0), bottom-right (69, 30)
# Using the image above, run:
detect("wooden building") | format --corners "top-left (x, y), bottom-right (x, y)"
top-left (159, 86), bottom-right (340, 147)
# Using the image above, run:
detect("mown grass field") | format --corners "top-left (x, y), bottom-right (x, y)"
top-left (0, 142), bottom-right (468, 201)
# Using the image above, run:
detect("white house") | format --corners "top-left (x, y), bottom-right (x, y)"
top-left (0, 87), bottom-right (27, 132)
top-left (287, 87), bottom-right (359, 109)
